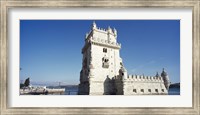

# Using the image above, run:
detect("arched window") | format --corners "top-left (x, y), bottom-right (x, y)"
top-left (102, 57), bottom-right (109, 68)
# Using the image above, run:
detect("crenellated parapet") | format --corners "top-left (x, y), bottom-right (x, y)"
top-left (85, 22), bottom-right (117, 39)
top-left (90, 37), bottom-right (121, 47)
top-left (124, 74), bottom-right (164, 83)
top-left (87, 26), bottom-right (117, 37)
top-left (82, 21), bottom-right (120, 53)
top-left (82, 34), bottom-right (121, 53)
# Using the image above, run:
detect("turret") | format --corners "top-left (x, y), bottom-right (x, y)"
top-left (161, 68), bottom-right (170, 90)
top-left (120, 66), bottom-right (127, 80)
top-left (113, 28), bottom-right (117, 37)
top-left (155, 72), bottom-right (160, 77)
top-left (85, 33), bottom-right (89, 40)
top-left (92, 21), bottom-right (97, 30)
top-left (107, 26), bottom-right (113, 33)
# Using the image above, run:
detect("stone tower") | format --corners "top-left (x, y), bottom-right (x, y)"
top-left (78, 22), bottom-right (170, 95)
top-left (161, 68), bottom-right (170, 90)
top-left (78, 22), bottom-right (122, 95)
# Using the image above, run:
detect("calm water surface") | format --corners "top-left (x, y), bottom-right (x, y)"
top-left (168, 87), bottom-right (180, 95)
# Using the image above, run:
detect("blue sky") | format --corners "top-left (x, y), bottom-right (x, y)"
top-left (20, 20), bottom-right (180, 85)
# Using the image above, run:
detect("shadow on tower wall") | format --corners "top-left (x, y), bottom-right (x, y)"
top-left (103, 76), bottom-right (117, 95)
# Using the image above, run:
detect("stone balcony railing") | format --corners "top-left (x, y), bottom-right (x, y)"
top-left (102, 62), bottom-right (109, 68)
top-left (90, 37), bottom-right (121, 48)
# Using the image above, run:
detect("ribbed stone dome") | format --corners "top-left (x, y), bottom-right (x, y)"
top-left (155, 72), bottom-right (160, 77)
top-left (161, 68), bottom-right (167, 76)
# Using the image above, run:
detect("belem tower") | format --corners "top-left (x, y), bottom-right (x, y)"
top-left (78, 22), bottom-right (170, 95)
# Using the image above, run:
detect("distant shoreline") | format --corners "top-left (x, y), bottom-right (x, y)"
top-left (169, 83), bottom-right (180, 88)
top-left (31, 83), bottom-right (180, 88)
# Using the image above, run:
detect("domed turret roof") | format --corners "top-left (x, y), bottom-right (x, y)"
top-left (155, 72), bottom-right (160, 77)
top-left (161, 68), bottom-right (167, 76)
top-left (91, 21), bottom-right (97, 29)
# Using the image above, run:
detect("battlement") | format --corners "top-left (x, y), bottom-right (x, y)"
top-left (96, 27), bottom-right (117, 35)
top-left (125, 75), bottom-right (164, 82)
top-left (90, 37), bottom-right (121, 47)
top-left (96, 27), bottom-right (108, 33)
top-left (82, 35), bottom-right (121, 53)
top-left (85, 22), bottom-right (117, 44)
top-left (86, 27), bottom-right (117, 38)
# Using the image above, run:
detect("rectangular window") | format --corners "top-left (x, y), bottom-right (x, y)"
top-left (141, 89), bottom-right (144, 92)
top-left (162, 89), bottom-right (164, 92)
top-left (103, 48), bottom-right (107, 53)
top-left (148, 89), bottom-right (151, 92)
top-left (155, 89), bottom-right (158, 92)
top-left (133, 89), bottom-right (137, 93)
